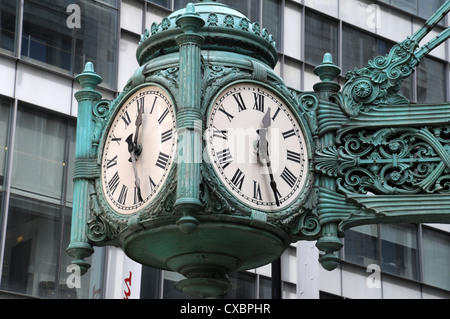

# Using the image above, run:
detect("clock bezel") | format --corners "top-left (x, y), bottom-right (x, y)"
top-left (96, 83), bottom-right (178, 218)
top-left (203, 80), bottom-right (314, 215)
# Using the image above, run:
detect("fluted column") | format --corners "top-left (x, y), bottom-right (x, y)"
top-left (67, 62), bottom-right (102, 274)
top-left (174, 4), bottom-right (205, 234)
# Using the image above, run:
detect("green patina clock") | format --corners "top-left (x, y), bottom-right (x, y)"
top-left (100, 85), bottom-right (177, 215)
top-left (205, 81), bottom-right (309, 211)
top-left (68, 0), bottom-right (450, 298)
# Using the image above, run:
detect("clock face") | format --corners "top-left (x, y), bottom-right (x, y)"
top-left (206, 82), bottom-right (309, 211)
top-left (101, 86), bottom-right (176, 215)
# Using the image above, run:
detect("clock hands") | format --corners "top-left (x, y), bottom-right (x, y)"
top-left (126, 133), bottom-right (143, 203)
top-left (257, 108), bottom-right (280, 207)
top-left (133, 101), bottom-right (144, 156)
top-left (125, 105), bottom-right (145, 203)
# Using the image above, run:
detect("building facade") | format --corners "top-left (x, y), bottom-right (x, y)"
top-left (0, 0), bottom-right (449, 299)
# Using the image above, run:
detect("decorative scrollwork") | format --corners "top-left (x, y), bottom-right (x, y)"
top-left (330, 127), bottom-right (450, 195)
top-left (335, 37), bottom-right (418, 117)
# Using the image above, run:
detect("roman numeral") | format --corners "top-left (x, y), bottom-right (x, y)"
top-left (149, 176), bottom-right (156, 191)
top-left (136, 96), bottom-right (145, 113)
top-left (108, 172), bottom-right (120, 195)
top-left (134, 187), bottom-right (143, 204)
top-left (230, 168), bottom-right (245, 190)
top-left (111, 135), bottom-right (122, 145)
top-left (106, 155), bottom-right (118, 169)
top-left (253, 180), bottom-right (262, 201)
top-left (287, 150), bottom-right (301, 163)
top-left (233, 93), bottom-right (247, 112)
top-left (118, 185), bottom-right (128, 205)
top-left (121, 111), bottom-right (131, 128)
top-left (150, 96), bottom-right (158, 114)
top-left (280, 167), bottom-right (297, 188)
top-left (161, 129), bottom-right (173, 143)
top-left (253, 93), bottom-right (265, 113)
top-left (158, 108), bottom-right (170, 124)
top-left (213, 126), bottom-right (228, 140)
top-left (218, 106), bottom-right (234, 122)
top-left (282, 129), bottom-right (296, 139)
top-left (272, 108), bottom-right (281, 121)
top-left (217, 148), bottom-right (233, 169)
top-left (156, 152), bottom-right (170, 170)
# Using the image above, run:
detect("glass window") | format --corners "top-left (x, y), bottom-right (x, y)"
top-left (422, 227), bottom-right (450, 291)
top-left (391, 0), bottom-right (418, 15)
top-left (262, 0), bottom-right (281, 51)
top-left (227, 272), bottom-right (256, 299)
top-left (380, 224), bottom-right (418, 280)
top-left (1, 196), bottom-right (62, 297)
top-left (75, 0), bottom-right (118, 88)
top-left (174, 0), bottom-right (192, 11)
top-left (305, 10), bottom-right (339, 67)
top-left (418, 0), bottom-right (445, 19)
top-left (259, 275), bottom-right (272, 299)
top-left (416, 57), bottom-right (447, 104)
top-left (11, 105), bottom-right (67, 202)
top-left (22, 0), bottom-right (74, 72)
top-left (21, 0), bottom-right (118, 88)
top-left (0, 99), bottom-right (11, 190)
top-left (0, 0), bottom-right (17, 54)
top-left (140, 266), bottom-right (161, 299)
top-left (149, 0), bottom-right (171, 9)
top-left (342, 25), bottom-right (395, 74)
top-left (344, 225), bottom-right (380, 267)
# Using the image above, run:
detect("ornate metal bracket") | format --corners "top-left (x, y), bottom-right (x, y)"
top-left (312, 0), bottom-right (450, 270)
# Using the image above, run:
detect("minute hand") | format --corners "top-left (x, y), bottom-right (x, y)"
top-left (258, 108), bottom-right (280, 207)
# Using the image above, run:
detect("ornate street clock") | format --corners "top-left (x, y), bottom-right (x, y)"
top-left (205, 82), bottom-right (309, 211)
top-left (100, 85), bottom-right (176, 215)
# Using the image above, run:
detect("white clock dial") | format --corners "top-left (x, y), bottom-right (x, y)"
top-left (101, 86), bottom-right (176, 215)
top-left (206, 82), bottom-right (309, 211)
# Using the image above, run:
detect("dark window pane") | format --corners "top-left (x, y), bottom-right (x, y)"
top-left (11, 105), bottom-right (67, 201)
top-left (422, 227), bottom-right (450, 291)
top-left (418, 0), bottom-right (445, 19)
top-left (417, 57), bottom-right (446, 103)
top-left (391, 0), bottom-right (418, 15)
top-left (1, 196), bottom-right (61, 297)
top-left (22, 0), bottom-right (74, 72)
top-left (0, 0), bottom-right (17, 53)
top-left (140, 266), bottom-right (161, 299)
top-left (75, 0), bottom-right (118, 88)
top-left (262, 0), bottom-right (281, 51)
top-left (344, 225), bottom-right (380, 267)
top-left (227, 272), bottom-right (256, 299)
top-left (380, 224), bottom-right (418, 281)
top-left (305, 10), bottom-right (338, 67)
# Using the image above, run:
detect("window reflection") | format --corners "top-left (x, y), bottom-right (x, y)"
top-left (422, 227), bottom-right (450, 291)
top-left (305, 10), bottom-right (339, 67)
top-left (1, 196), bottom-right (61, 297)
top-left (19, 0), bottom-right (118, 87)
top-left (0, 0), bottom-right (17, 54)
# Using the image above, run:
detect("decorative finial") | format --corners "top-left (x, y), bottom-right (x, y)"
top-left (176, 3), bottom-right (205, 33)
top-left (313, 53), bottom-right (341, 93)
top-left (76, 62), bottom-right (103, 90)
top-left (314, 53), bottom-right (341, 82)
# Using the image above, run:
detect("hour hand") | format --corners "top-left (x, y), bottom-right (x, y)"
top-left (126, 134), bottom-right (143, 202)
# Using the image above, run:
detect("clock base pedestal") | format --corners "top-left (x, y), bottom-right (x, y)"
top-left (122, 216), bottom-right (289, 298)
